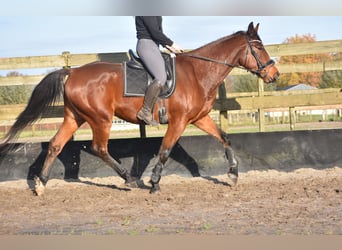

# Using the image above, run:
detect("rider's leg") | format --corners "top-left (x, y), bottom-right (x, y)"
top-left (136, 39), bottom-right (167, 125)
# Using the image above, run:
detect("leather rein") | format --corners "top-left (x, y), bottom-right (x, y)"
top-left (182, 35), bottom-right (275, 77)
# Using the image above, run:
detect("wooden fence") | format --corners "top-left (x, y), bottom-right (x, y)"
top-left (1, 40), bottom-right (342, 134)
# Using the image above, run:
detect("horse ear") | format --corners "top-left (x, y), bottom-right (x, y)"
top-left (255, 23), bottom-right (260, 33)
top-left (247, 22), bottom-right (254, 34)
top-left (247, 22), bottom-right (259, 36)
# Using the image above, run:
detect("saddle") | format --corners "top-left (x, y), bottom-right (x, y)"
top-left (123, 49), bottom-right (176, 98)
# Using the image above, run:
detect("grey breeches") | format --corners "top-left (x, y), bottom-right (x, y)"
top-left (136, 39), bottom-right (167, 86)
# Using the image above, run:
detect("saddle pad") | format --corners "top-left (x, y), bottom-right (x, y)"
top-left (123, 55), bottom-right (176, 98)
top-left (123, 63), bottom-right (152, 96)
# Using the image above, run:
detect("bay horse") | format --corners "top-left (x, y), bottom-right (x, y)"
top-left (0, 22), bottom-right (279, 195)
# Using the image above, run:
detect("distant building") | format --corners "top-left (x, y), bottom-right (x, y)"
top-left (267, 84), bottom-right (341, 120)
top-left (276, 83), bottom-right (317, 91)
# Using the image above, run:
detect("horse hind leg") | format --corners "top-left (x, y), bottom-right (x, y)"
top-left (91, 142), bottom-right (135, 185)
top-left (35, 117), bottom-right (81, 196)
top-left (90, 123), bottom-right (136, 187)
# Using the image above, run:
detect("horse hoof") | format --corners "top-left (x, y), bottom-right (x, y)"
top-left (125, 179), bottom-right (139, 188)
top-left (149, 183), bottom-right (161, 194)
top-left (150, 188), bottom-right (161, 194)
top-left (227, 172), bottom-right (238, 185)
top-left (227, 164), bottom-right (238, 186)
top-left (34, 176), bottom-right (45, 196)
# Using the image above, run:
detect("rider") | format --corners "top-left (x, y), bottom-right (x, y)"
top-left (135, 16), bottom-right (183, 125)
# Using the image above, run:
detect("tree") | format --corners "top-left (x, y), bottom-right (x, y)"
top-left (319, 70), bottom-right (342, 88)
top-left (277, 33), bottom-right (335, 88)
top-left (226, 75), bottom-right (276, 93)
top-left (0, 71), bottom-right (32, 105)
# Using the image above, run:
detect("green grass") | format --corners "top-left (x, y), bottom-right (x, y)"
top-left (201, 222), bottom-right (213, 231)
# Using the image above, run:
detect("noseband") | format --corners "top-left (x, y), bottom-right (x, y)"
top-left (183, 35), bottom-right (275, 77)
top-left (246, 37), bottom-right (275, 77)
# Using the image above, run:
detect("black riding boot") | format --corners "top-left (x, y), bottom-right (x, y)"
top-left (137, 79), bottom-right (162, 126)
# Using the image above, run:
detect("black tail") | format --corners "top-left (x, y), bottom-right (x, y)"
top-left (0, 68), bottom-right (70, 155)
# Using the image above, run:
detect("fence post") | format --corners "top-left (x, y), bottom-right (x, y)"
top-left (139, 124), bottom-right (146, 138)
top-left (258, 78), bottom-right (265, 132)
top-left (218, 83), bottom-right (229, 131)
top-left (62, 51), bottom-right (71, 68)
top-left (289, 107), bottom-right (296, 130)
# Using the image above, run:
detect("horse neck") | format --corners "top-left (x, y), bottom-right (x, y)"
top-left (189, 33), bottom-right (247, 93)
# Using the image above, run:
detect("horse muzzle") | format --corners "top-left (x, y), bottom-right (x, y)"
top-left (260, 65), bottom-right (280, 83)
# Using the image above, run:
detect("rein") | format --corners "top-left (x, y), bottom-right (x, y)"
top-left (182, 35), bottom-right (275, 77)
top-left (181, 54), bottom-right (242, 69)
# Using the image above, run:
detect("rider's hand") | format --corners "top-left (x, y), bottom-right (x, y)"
top-left (166, 43), bottom-right (184, 54)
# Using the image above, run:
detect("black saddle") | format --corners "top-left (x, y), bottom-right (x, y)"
top-left (123, 49), bottom-right (176, 98)
top-left (126, 50), bottom-right (146, 70)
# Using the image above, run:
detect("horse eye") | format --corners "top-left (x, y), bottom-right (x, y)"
top-left (251, 43), bottom-right (263, 50)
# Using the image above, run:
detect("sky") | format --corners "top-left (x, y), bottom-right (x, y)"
top-left (1, 0), bottom-right (342, 74)
top-left (2, 16), bottom-right (342, 59)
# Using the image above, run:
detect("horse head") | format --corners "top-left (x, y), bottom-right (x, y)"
top-left (241, 22), bottom-right (279, 83)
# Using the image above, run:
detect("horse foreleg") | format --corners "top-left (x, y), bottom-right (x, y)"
top-left (149, 150), bottom-right (171, 193)
top-left (193, 115), bottom-right (238, 184)
top-left (35, 118), bottom-right (80, 196)
top-left (224, 139), bottom-right (238, 184)
top-left (149, 122), bottom-right (186, 193)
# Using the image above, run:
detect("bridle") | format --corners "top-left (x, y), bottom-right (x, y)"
top-left (246, 37), bottom-right (275, 77)
top-left (182, 35), bottom-right (275, 78)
